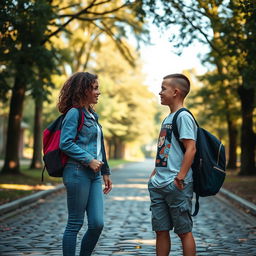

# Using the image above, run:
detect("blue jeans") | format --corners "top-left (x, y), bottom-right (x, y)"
top-left (62, 163), bottom-right (104, 256)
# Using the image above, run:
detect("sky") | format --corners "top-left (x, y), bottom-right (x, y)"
top-left (140, 25), bottom-right (209, 95)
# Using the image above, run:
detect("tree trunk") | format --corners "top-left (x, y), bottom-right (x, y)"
top-left (226, 119), bottom-right (238, 169)
top-left (1, 76), bottom-right (26, 175)
top-left (113, 137), bottom-right (119, 159)
top-left (30, 97), bottom-right (43, 169)
top-left (107, 139), bottom-right (114, 159)
top-left (113, 138), bottom-right (125, 159)
top-left (214, 62), bottom-right (239, 170)
top-left (238, 86), bottom-right (256, 175)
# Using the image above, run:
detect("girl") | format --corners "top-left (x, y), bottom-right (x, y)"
top-left (58, 72), bottom-right (112, 256)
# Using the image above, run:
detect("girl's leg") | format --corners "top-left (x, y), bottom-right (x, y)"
top-left (62, 165), bottom-right (91, 256)
top-left (80, 175), bottom-right (104, 256)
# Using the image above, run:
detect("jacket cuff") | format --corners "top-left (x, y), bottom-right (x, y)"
top-left (81, 155), bottom-right (94, 166)
top-left (101, 168), bottom-right (111, 175)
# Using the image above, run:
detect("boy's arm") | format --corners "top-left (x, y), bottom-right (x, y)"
top-left (175, 139), bottom-right (196, 189)
top-left (149, 168), bottom-right (156, 178)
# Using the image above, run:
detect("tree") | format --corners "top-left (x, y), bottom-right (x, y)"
top-left (222, 0), bottom-right (256, 175)
top-left (143, 0), bottom-right (256, 174)
top-left (93, 41), bottom-right (158, 159)
top-left (188, 71), bottom-right (240, 169)
top-left (0, 0), bottom-right (147, 174)
top-left (0, 0), bottom-right (57, 174)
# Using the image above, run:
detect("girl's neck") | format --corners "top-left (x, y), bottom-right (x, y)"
top-left (84, 103), bottom-right (90, 112)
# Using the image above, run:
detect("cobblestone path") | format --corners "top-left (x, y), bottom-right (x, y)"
top-left (1, 160), bottom-right (256, 255)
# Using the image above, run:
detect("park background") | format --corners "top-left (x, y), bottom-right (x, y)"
top-left (0, 0), bottom-right (255, 206)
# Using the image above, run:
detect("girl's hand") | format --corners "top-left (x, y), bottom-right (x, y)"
top-left (103, 175), bottom-right (112, 194)
top-left (89, 159), bottom-right (104, 172)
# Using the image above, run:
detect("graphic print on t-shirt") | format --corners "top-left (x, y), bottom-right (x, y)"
top-left (155, 123), bottom-right (172, 167)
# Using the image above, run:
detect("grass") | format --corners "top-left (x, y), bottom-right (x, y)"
top-left (0, 159), bottom-right (131, 205)
top-left (1, 162), bottom-right (255, 207)
top-left (222, 169), bottom-right (256, 204)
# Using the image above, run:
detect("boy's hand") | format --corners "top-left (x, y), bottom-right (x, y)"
top-left (174, 176), bottom-right (185, 190)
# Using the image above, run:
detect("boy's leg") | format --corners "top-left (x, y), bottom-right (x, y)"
top-left (156, 230), bottom-right (170, 256)
top-left (178, 232), bottom-right (196, 256)
top-left (148, 181), bottom-right (173, 256)
top-left (165, 182), bottom-right (195, 255)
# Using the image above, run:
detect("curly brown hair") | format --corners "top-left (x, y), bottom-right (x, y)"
top-left (58, 72), bottom-right (98, 113)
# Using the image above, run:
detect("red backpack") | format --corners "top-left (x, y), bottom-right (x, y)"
top-left (42, 108), bottom-right (84, 181)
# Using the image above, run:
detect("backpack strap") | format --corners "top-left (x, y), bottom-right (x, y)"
top-left (192, 194), bottom-right (200, 217)
top-left (41, 165), bottom-right (46, 182)
top-left (172, 108), bottom-right (187, 153)
top-left (77, 108), bottom-right (84, 132)
top-left (172, 107), bottom-right (200, 217)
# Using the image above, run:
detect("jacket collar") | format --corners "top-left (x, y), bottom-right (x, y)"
top-left (82, 107), bottom-right (98, 122)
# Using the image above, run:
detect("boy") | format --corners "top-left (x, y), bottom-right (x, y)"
top-left (148, 74), bottom-right (197, 256)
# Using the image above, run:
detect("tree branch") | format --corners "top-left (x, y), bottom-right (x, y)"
top-left (100, 21), bottom-right (135, 66)
top-left (173, 2), bottom-right (222, 55)
top-left (42, 0), bottom-right (98, 44)
top-left (58, 1), bottom-right (130, 18)
top-left (42, 0), bottom-right (131, 45)
top-left (57, 3), bottom-right (80, 11)
top-left (176, 1), bottom-right (208, 17)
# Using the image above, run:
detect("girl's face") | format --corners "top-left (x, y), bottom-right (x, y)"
top-left (86, 80), bottom-right (100, 105)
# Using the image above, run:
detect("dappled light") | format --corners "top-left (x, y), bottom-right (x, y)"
top-left (127, 178), bottom-right (148, 182)
top-left (8, 161), bottom-right (17, 168)
top-left (110, 196), bottom-right (149, 201)
top-left (113, 184), bottom-right (147, 189)
top-left (120, 239), bottom-right (155, 246)
top-left (0, 184), bottom-right (55, 191)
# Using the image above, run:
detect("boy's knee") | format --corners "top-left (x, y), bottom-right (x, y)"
top-left (156, 230), bottom-right (169, 237)
top-left (178, 231), bottom-right (191, 239)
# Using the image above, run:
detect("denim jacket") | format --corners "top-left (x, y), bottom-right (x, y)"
top-left (59, 107), bottom-right (110, 175)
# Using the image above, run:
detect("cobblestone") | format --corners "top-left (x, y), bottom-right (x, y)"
top-left (1, 159), bottom-right (256, 255)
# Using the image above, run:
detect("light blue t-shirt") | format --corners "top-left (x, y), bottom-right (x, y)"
top-left (151, 111), bottom-right (197, 188)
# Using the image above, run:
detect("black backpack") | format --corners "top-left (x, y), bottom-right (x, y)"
top-left (172, 108), bottom-right (226, 216)
top-left (42, 108), bottom-right (84, 181)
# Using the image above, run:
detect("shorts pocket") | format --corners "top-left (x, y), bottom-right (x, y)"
top-left (172, 200), bottom-right (193, 234)
top-left (179, 199), bottom-right (190, 213)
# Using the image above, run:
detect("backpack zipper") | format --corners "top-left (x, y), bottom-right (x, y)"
top-left (199, 158), bottom-right (203, 170)
top-left (213, 166), bottom-right (225, 174)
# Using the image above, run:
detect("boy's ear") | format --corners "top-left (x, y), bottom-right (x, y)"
top-left (173, 88), bottom-right (179, 96)
top-left (174, 88), bottom-right (183, 98)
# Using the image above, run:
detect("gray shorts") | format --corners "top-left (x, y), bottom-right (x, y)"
top-left (148, 180), bottom-right (193, 234)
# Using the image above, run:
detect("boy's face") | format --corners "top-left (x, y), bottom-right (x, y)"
top-left (159, 79), bottom-right (176, 106)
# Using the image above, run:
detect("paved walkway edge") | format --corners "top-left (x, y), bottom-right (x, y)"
top-left (0, 184), bottom-right (64, 216)
top-left (220, 188), bottom-right (256, 215)
top-left (0, 165), bottom-right (124, 217)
